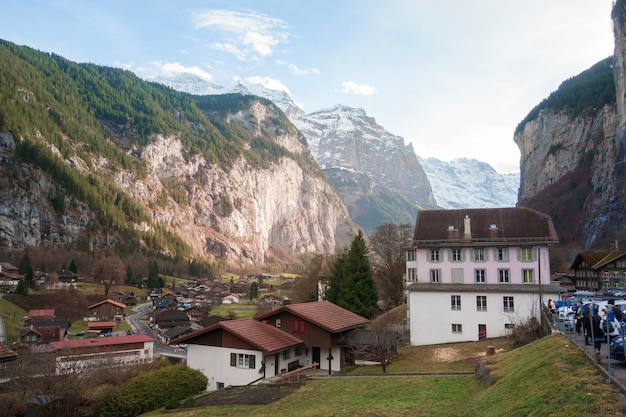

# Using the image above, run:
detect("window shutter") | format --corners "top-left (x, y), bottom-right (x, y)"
top-left (249, 355), bottom-right (256, 369)
top-left (230, 353), bottom-right (236, 367)
top-left (532, 247), bottom-right (538, 261)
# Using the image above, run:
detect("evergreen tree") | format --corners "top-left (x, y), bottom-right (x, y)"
top-left (15, 279), bottom-right (28, 296)
top-left (68, 258), bottom-right (78, 274)
top-left (325, 231), bottom-right (379, 318)
top-left (18, 253), bottom-right (34, 288)
top-left (125, 265), bottom-right (134, 285)
top-left (147, 261), bottom-right (163, 289)
top-left (249, 282), bottom-right (259, 301)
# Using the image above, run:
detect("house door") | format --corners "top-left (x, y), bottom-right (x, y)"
top-left (312, 347), bottom-right (321, 367)
top-left (274, 353), bottom-right (279, 376)
top-left (478, 324), bottom-right (487, 340)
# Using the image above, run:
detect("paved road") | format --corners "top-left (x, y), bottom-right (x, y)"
top-left (557, 320), bottom-right (626, 389)
top-left (127, 303), bottom-right (187, 360)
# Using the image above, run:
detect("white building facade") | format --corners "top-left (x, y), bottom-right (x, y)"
top-left (406, 207), bottom-right (561, 346)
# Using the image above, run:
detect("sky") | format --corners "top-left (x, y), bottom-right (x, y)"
top-left (0, 1), bottom-right (616, 174)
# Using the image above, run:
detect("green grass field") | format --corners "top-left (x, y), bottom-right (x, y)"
top-left (142, 334), bottom-right (626, 417)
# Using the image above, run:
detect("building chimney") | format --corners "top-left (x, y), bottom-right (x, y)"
top-left (489, 224), bottom-right (498, 238)
top-left (464, 215), bottom-right (471, 239)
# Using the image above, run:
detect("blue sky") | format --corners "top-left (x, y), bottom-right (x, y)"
top-left (0, 0), bottom-right (615, 173)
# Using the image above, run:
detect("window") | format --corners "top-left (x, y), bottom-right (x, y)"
top-left (407, 268), bottom-right (417, 282)
top-left (407, 251), bottom-right (416, 261)
top-left (430, 269), bottom-right (441, 283)
top-left (474, 269), bottom-right (486, 283)
top-left (451, 295), bottom-right (461, 310)
top-left (498, 269), bottom-right (510, 283)
top-left (283, 349), bottom-right (290, 360)
top-left (275, 319), bottom-right (281, 328)
top-left (497, 248), bottom-right (509, 261)
top-left (504, 323), bottom-right (515, 330)
top-left (231, 353), bottom-right (256, 369)
top-left (217, 382), bottom-right (225, 390)
top-left (430, 249), bottom-right (440, 262)
top-left (293, 319), bottom-right (306, 333)
top-left (476, 296), bottom-right (487, 311)
top-left (451, 268), bottom-right (464, 283)
top-left (522, 269), bottom-right (534, 283)
top-left (452, 249), bottom-right (462, 262)
top-left (520, 247), bottom-right (533, 261)
top-left (295, 345), bottom-right (303, 356)
top-left (503, 296), bottom-right (514, 312)
top-left (474, 248), bottom-right (485, 261)
top-left (452, 323), bottom-right (462, 333)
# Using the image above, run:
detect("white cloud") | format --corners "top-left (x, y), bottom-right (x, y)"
top-left (275, 60), bottom-right (320, 76)
top-left (245, 76), bottom-right (290, 94)
top-left (341, 81), bottom-right (377, 96)
top-left (191, 9), bottom-right (290, 61)
top-left (148, 61), bottom-right (214, 81)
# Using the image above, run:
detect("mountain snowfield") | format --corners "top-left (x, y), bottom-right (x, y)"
top-left (148, 73), bottom-right (520, 209)
top-left (418, 157), bottom-right (519, 209)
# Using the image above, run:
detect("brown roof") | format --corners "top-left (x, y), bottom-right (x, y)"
top-left (570, 251), bottom-right (626, 270)
top-left (412, 207), bottom-right (559, 244)
top-left (88, 299), bottom-right (127, 310)
top-left (256, 301), bottom-right (369, 333)
top-left (174, 318), bottom-right (302, 354)
top-left (28, 309), bottom-right (55, 318)
top-left (88, 321), bottom-right (117, 329)
top-left (50, 335), bottom-right (154, 350)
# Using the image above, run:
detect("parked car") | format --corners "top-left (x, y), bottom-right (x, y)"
top-left (610, 336), bottom-right (626, 362)
top-left (563, 311), bottom-right (576, 331)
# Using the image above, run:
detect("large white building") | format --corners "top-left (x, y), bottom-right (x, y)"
top-left (405, 207), bottom-right (561, 346)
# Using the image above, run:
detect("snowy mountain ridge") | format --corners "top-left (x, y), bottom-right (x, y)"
top-left (418, 157), bottom-right (519, 209)
top-left (147, 72), bottom-right (520, 211)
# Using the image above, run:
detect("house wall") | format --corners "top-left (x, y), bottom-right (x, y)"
top-left (187, 344), bottom-right (309, 391)
top-left (407, 290), bottom-right (556, 345)
top-left (55, 341), bottom-right (153, 373)
top-left (261, 312), bottom-right (333, 348)
top-left (407, 245), bottom-right (552, 286)
top-left (187, 345), bottom-right (261, 391)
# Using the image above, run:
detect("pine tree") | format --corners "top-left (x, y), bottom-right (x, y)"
top-left (69, 259), bottom-right (78, 274)
top-left (326, 231), bottom-right (379, 318)
top-left (18, 253), bottom-right (34, 288)
top-left (15, 279), bottom-right (28, 296)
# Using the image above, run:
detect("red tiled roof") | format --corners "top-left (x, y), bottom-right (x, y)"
top-left (255, 301), bottom-right (369, 333)
top-left (50, 334), bottom-right (153, 350)
top-left (88, 299), bottom-right (127, 310)
top-left (28, 309), bottom-right (55, 318)
top-left (174, 318), bottom-right (302, 354)
top-left (87, 321), bottom-right (117, 329)
top-left (412, 207), bottom-right (559, 244)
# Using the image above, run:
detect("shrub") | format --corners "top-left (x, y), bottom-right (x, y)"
top-left (94, 363), bottom-right (207, 417)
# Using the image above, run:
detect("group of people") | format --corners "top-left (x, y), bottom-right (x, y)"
top-left (574, 300), bottom-right (625, 361)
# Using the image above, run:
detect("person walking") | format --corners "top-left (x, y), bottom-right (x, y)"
top-left (591, 311), bottom-right (606, 362)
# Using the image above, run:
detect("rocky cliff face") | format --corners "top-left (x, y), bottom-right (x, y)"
top-left (0, 99), bottom-right (354, 264)
top-left (292, 105), bottom-right (437, 233)
top-left (514, 2), bottom-right (626, 249)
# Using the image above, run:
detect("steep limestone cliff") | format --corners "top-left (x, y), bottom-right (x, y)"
top-left (514, 3), bottom-right (626, 249)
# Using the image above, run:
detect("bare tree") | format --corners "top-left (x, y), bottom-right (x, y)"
top-left (291, 254), bottom-right (333, 303)
top-left (92, 256), bottom-right (125, 295)
top-left (369, 222), bottom-right (412, 310)
top-left (345, 321), bottom-right (401, 373)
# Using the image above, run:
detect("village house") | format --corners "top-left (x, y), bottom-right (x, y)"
top-left (0, 262), bottom-right (22, 292)
top-left (568, 251), bottom-right (626, 294)
top-left (153, 309), bottom-right (190, 330)
top-left (405, 207), bottom-right (561, 346)
top-left (50, 334), bottom-right (155, 373)
top-left (175, 318), bottom-right (304, 391)
top-left (86, 299), bottom-right (126, 321)
top-left (174, 301), bottom-right (369, 391)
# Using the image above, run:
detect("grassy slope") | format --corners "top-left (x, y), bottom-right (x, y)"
top-left (142, 333), bottom-right (626, 417)
top-left (0, 297), bottom-right (27, 343)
